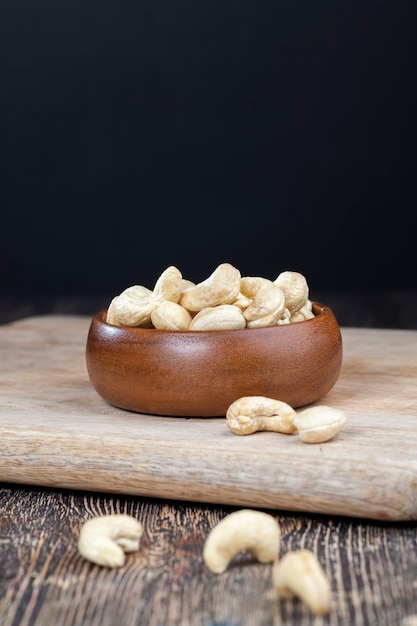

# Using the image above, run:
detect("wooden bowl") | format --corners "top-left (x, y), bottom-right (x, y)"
top-left (85, 302), bottom-right (343, 417)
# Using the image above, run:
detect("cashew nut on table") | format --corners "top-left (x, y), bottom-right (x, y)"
top-left (293, 405), bottom-right (347, 443)
top-left (226, 396), bottom-right (297, 435)
top-left (272, 549), bottom-right (332, 616)
top-left (78, 514), bottom-right (143, 568)
top-left (203, 509), bottom-right (281, 574)
top-left (105, 262), bottom-right (316, 330)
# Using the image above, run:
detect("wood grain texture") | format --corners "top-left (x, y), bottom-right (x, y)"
top-left (1, 315), bottom-right (417, 520)
top-left (0, 485), bottom-right (417, 626)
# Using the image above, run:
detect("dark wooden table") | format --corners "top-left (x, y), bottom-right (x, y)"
top-left (1, 484), bottom-right (417, 626)
top-left (1, 296), bottom-right (417, 626)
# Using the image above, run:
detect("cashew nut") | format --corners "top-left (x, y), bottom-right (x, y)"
top-left (179, 263), bottom-right (241, 312)
top-left (277, 308), bottom-right (291, 325)
top-left (78, 514), bottom-right (143, 568)
top-left (290, 299), bottom-right (315, 323)
top-left (151, 301), bottom-right (193, 330)
top-left (106, 296), bottom-right (120, 325)
top-left (272, 549), bottom-right (332, 616)
top-left (240, 277), bottom-right (286, 327)
top-left (180, 278), bottom-right (196, 293)
top-left (226, 396), bottom-right (297, 435)
top-left (274, 271), bottom-right (309, 314)
top-left (189, 304), bottom-right (246, 331)
top-left (294, 405), bottom-right (347, 443)
top-left (203, 509), bottom-right (281, 574)
top-left (232, 292), bottom-right (253, 310)
top-left (153, 265), bottom-right (183, 303)
top-left (114, 285), bottom-right (157, 327)
top-left (246, 312), bottom-right (280, 329)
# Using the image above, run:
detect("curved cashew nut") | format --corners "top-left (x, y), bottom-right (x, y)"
top-left (189, 304), bottom-right (246, 331)
top-left (180, 278), bottom-right (196, 293)
top-left (277, 308), bottom-right (291, 325)
top-left (290, 300), bottom-right (314, 323)
top-left (153, 266), bottom-right (183, 303)
top-left (232, 292), bottom-right (253, 310)
top-left (113, 285), bottom-right (157, 327)
top-left (246, 312), bottom-right (279, 329)
top-left (226, 396), bottom-right (297, 435)
top-left (274, 271), bottom-right (309, 314)
top-left (151, 301), bottom-right (193, 330)
top-left (179, 263), bottom-right (241, 312)
top-left (294, 405), bottom-right (347, 443)
top-left (78, 514), bottom-right (143, 568)
top-left (106, 267), bottom-right (185, 327)
top-left (272, 549), bottom-right (331, 616)
top-left (203, 509), bottom-right (281, 574)
top-left (106, 296), bottom-right (120, 325)
top-left (240, 277), bottom-right (285, 327)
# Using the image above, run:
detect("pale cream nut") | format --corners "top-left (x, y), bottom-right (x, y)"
top-left (290, 300), bottom-right (315, 323)
top-left (106, 296), bottom-right (120, 325)
top-left (240, 277), bottom-right (286, 325)
top-left (277, 308), bottom-right (291, 325)
top-left (153, 265), bottom-right (184, 303)
top-left (151, 301), bottom-right (193, 330)
top-left (246, 312), bottom-right (281, 329)
top-left (294, 405), bottom-right (347, 443)
top-left (114, 285), bottom-right (157, 327)
top-left (272, 549), bottom-right (331, 616)
top-left (179, 263), bottom-right (241, 312)
top-left (180, 278), bottom-right (196, 293)
top-left (203, 509), bottom-right (281, 574)
top-left (226, 396), bottom-right (297, 435)
top-left (232, 292), bottom-right (253, 310)
top-left (275, 271), bottom-right (309, 314)
top-left (189, 304), bottom-right (246, 331)
top-left (78, 514), bottom-right (143, 568)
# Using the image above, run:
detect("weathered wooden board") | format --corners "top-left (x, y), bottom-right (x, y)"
top-left (1, 315), bottom-right (416, 520)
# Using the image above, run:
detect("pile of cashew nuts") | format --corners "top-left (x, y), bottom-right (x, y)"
top-left (77, 509), bottom-right (331, 616)
top-left (105, 263), bottom-right (315, 330)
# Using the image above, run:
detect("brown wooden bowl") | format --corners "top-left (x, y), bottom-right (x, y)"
top-left (85, 302), bottom-right (343, 417)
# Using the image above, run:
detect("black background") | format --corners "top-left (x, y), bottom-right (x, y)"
top-left (1, 1), bottom-right (416, 303)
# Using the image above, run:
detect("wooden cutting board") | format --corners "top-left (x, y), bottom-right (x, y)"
top-left (1, 315), bottom-right (416, 521)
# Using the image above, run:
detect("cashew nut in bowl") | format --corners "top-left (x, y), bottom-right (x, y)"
top-left (272, 549), bottom-right (332, 616)
top-left (189, 304), bottom-right (246, 331)
top-left (78, 514), bottom-right (143, 568)
top-left (203, 509), bottom-right (281, 574)
top-left (274, 271), bottom-right (309, 314)
top-left (151, 301), bottom-right (192, 331)
top-left (179, 263), bottom-right (241, 312)
top-left (226, 396), bottom-right (297, 435)
top-left (106, 296), bottom-right (119, 325)
top-left (153, 265), bottom-right (184, 303)
top-left (290, 300), bottom-right (315, 323)
top-left (240, 277), bottom-right (286, 327)
top-left (277, 308), bottom-right (291, 325)
top-left (232, 292), bottom-right (252, 310)
top-left (113, 285), bottom-right (157, 327)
